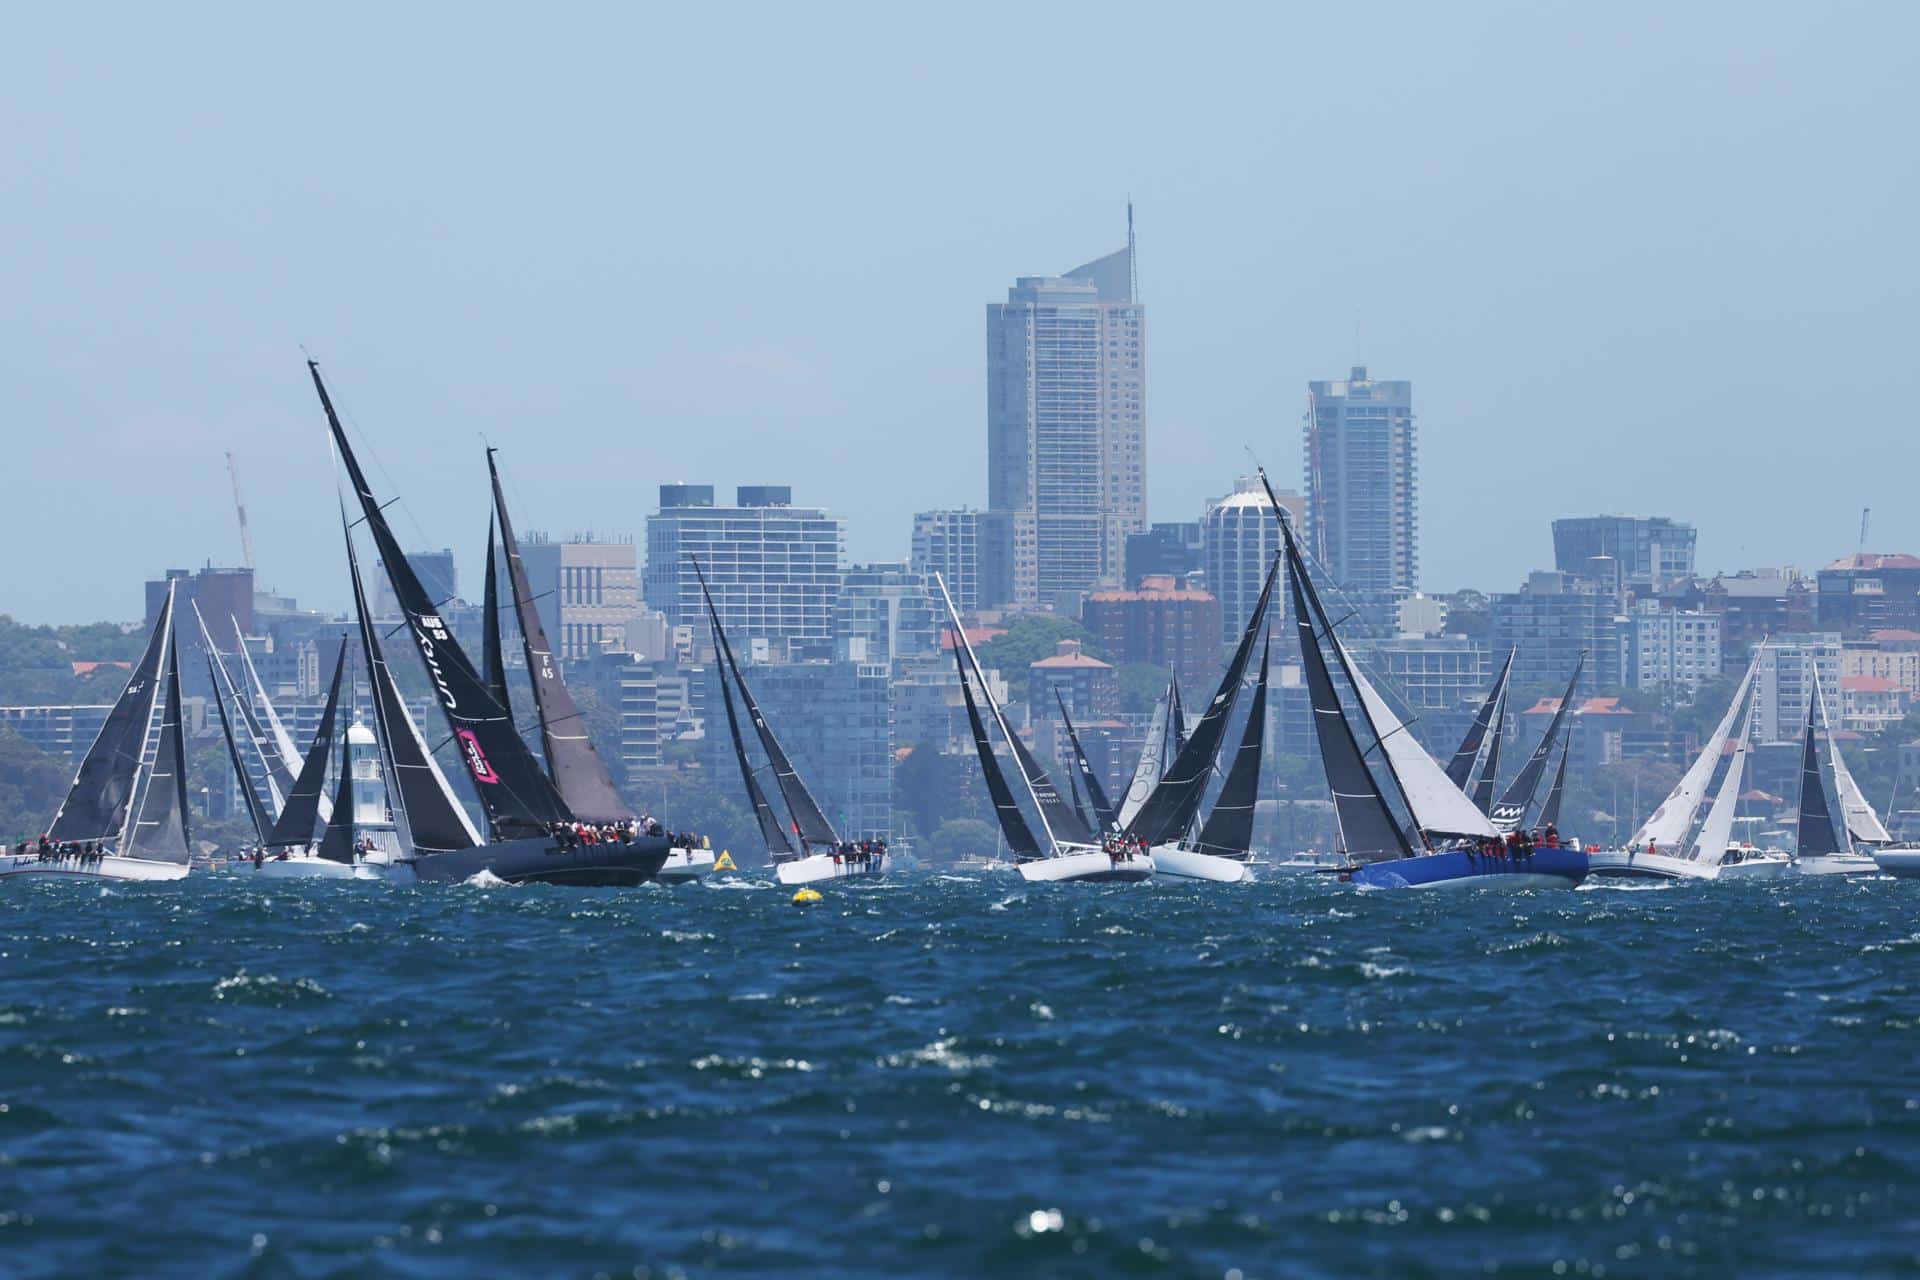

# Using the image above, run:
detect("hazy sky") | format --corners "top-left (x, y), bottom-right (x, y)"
top-left (4, 2), bottom-right (1915, 623)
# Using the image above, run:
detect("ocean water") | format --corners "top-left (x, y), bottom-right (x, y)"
top-left (2, 871), bottom-right (1918, 1279)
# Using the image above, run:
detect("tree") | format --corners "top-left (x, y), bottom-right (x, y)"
top-left (0, 726), bottom-right (69, 841)
top-left (893, 743), bottom-right (986, 837)
top-left (1116, 662), bottom-right (1171, 717)
top-left (926, 818), bottom-right (998, 864)
top-left (975, 616), bottom-right (1107, 704)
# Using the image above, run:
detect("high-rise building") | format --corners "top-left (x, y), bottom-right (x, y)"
top-left (146, 565), bottom-right (256, 635)
top-left (644, 484), bottom-right (845, 661)
top-left (1551, 516), bottom-right (1696, 591)
top-left (518, 532), bottom-right (643, 663)
top-left (987, 238), bottom-right (1146, 609)
top-left (1620, 604), bottom-right (1723, 698)
top-left (1752, 635), bottom-right (1844, 744)
top-left (1203, 476), bottom-right (1297, 644)
top-left (1123, 522), bottom-right (1204, 589)
top-left (1304, 366), bottom-right (1416, 595)
top-left (910, 508), bottom-right (1011, 614)
top-left (835, 563), bottom-right (940, 666)
top-left (1488, 570), bottom-right (1625, 692)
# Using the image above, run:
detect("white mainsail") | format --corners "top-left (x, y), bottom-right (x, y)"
top-left (1117, 686), bottom-right (1171, 829)
top-left (1629, 657), bottom-right (1757, 851)
top-left (1337, 637), bottom-right (1498, 840)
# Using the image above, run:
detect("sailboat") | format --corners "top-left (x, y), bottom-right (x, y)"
top-left (1793, 669), bottom-right (1879, 876)
top-left (1448, 646), bottom-right (1515, 813)
top-left (243, 640), bottom-right (359, 879)
top-left (1053, 690), bottom-right (1118, 832)
top-left (1489, 656), bottom-right (1585, 833)
top-left (939, 575), bottom-right (1150, 882)
top-left (2, 583), bottom-right (194, 882)
top-left (1125, 555), bottom-right (1279, 883)
top-left (694, 556), bottom-right (888, 885)
top-left (1256, 470), bottom-right (1583, 889)
top-left (1115, 680), bottom-right (1174, 830)
top-left (311, 361), bottom-right (669, 885)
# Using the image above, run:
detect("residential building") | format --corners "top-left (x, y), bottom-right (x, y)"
top-left (835, 563), bottom-right (940, 666)
top-left (1304, 366), bottom-right (1416, 595)
top-left (1751, 635), bottom-right (1844, 744)
top-left (1844, 631), bottom-right (1920, 697)
top-left (644, 484), bottom-right (845, 661)
top-left (1366, 635), bottom-right (1489, 761)
top-left (0, 704), bottom-right (112, 764)
top-left (146, 565), bottom-right (256, 635)
top-left (1124, 522), bottom-right (1204, 588)
top-left (519, 532), bottom-right (643, 663)
top-left (1551, 517), bottom-right (1697, 591)
top-left (1671, 569), bottom-right (1814, 669)
top-left (1080, 576), bottom-right (1223, 696)
top-left (1027, 639), bottom-right (1118, 723)
top-left (1204, 476), bottom-right (1295, 645)
top-left (1816, 553), bottom-right (1920, 635)
top-left (987, 238), bottom-right (1146, 608)
top-left (1620, 604), bottom-right (1723, 699)
top-left (911, 508), bottom-right (1012, 614)
top-left (1489, 571), bottom-right (1624, 693)
top-left (1841, 675), bottom-right (1908, 735)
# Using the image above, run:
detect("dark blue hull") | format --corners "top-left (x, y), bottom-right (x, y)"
top-left (1348, 846), bottom-right (1587, 890)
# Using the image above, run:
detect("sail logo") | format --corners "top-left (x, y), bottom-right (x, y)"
top-left (456, 729), bottom-right (500, 784)
top-left (412, 619), bottom-right (459, 711)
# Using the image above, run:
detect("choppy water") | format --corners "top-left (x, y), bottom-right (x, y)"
top-left (3, 871), bottom-right (1919, 1278)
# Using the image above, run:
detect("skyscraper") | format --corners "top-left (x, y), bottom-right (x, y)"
top-left (987, 231), bottom-right (1146, 609)
top-left (1304, 366), bottom-right (1417, 596)
top-left (910, 508), bottom-right (1012, 614)
top-left (1203, 476), bottom-right (1299, 645)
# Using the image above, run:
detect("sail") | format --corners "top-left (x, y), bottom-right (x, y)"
top-left (233, 616), bottom-right (305, 791)
top-left (342, 508), bottom-right (480, 853)
top-left (490, 452), bottom-right (632, 823)
top-left (125, 632), bottom-right (191, 862)
top-left (207, 655), bottom-right (273, 845)
top-left (1796, 675), bottom-right (1844, 857)
top-left (1339, 636), bottom-right (1499, 840)
top-left (1055, 690), bottom-right (1117, 831)
top-left (1824, 688), bottom-right (1893, 845)
top-left (48, 585), bottom-right (175, 843)
top-left (316, 730), bottom-right (357, 865)
top-left (481, 516), bottom-right (512, 710)
top-left (193, 603), bottom-right (293, 813)
top-left (1628, 657), bottom-right (1757, 851)
top-left (1537, 743), bottom-right (1570, 832)
top-left (1470, 682), bottom-right (1506, 815)
top-left (1689, 710), bottom-right (1751, 865)
top-left (692, 557), bottom-right (838, 848)
top-left (1127, 555), bottom-right (1279, 846)
top-left (1194, 635), bottom-right (1270, 859)
top-left (955, 640), bottom-right (1042, 860)
top-left (718, 660), bottom-right (795, 858)
top-left (267, 641), bottom-right (348, 847)
top-left (1490, 655), bottom-right (1585, 832)
top-left (1448, 648), bottom-right (1515, 790)
top-left (1005, 724), bottom-right (1095, 845)
top-left (1116, 686), bottom-right (1171, 829)
top-left (1170, 678), bottom-right (1189, 759)
top-left (311, 360), bottom-right (570, 837)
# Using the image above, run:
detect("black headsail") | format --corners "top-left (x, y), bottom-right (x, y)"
top-left (1469, 686), bottom-right (1507, 815)
top-left (49, 584), bottom-right (176, 843)
top-left (1490, 654), bottom-right (1584, 833)
top-left (1126, 554), bottom-right (1279, 847)
top-left (1169, 677), bottom-right (1189, 759)
top-left (1194, 633), bottom-right (1271, 860)
top-left (717, 661), bottom-right (796, 859)
top-left (691, 555), bottom-right (839, 849)
top-left (125, 630), bottom-right (192, 862)
top-left (266, 640), bottom-right (348, 848)
top-left (1796, 680), bottom-right (1843, 857)
top-left (488, 450), bottom-right (632, 824)
top-left (1537, 742), bottom-right (1570, 831)
top-left (316, 728), bottom-right (357, 865)
top-left (1003, 717), bottom-right (1095, 846)
top-left (954, 635), bottom-right (1043, 860)
top-left (1055, 689), bottom-right (1117, 831)
top-left (341, 504), bottom-right (479, 853)
top-left (310, 360), bottom-right (569, 838)
top-left (207, 653), bottom-right (273, 846)
top-left (1447, 647), bottom-right (1514, 791)
top-left (481, 515), bottom-right (512, 710)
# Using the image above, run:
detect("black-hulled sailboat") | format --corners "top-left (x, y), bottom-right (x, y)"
top-left (695, 556), bottom-right (888, 884)
top-left (938, 574), bottom-right (1150, 882)
top-left (1256, 470), bottom-right (1584, 889)
top-left (2, 583), bottom-right (194, 882)
top-left (311, 361), bottom-right (668, 885)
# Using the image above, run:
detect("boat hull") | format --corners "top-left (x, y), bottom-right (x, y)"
top-left (1586, 849), bottom-right (1709, 882)
top-left (1871, 846), bottom-right (1920, 878)
top-left (775, 851), bottom-right (890, 886)
top-left (1349, 846), bottom-right (1586, 890)
top-left (358, 835), bottom-right (671, 886)
top-left (1795, 852), bottom-right (1881, 877)
top-left (245, 854), bottom-right (358, 880)
top-left (0, 853), bottom-right (191, 883)
top-left (1149, 845), bottom-right (1252, 883)
top-left (657, 846), bottom-right (718, 884)
top-left (1716, 851), bottom-right (1793, 879)
top-left (1016, 849), bottom-right (1154, 884)
top-left (1264, 851), bottom-right (1349, 874)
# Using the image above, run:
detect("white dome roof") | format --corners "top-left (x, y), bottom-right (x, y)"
top-left (346, 721), bottom-right (377, 746)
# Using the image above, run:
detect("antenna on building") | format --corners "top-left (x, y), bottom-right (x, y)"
top-left (1126, 197), bottom-right (1138, 303)
top-left (1860, 506), bottom-right (1871, 555)
top-left (226, 451), bottom-right (256, 571)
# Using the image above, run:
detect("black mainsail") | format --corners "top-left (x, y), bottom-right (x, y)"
top-left (1490, 655), bottom-right (1584, 833)
top-left (49, 585), bottom-right (176, 844)
top-left (1796, 684), bottom-right (1844, 857)
top-left (718, 663), bottom-right (796, 859)
top-left (316, 729), bottom-right (357, 865)
top-left (1538, 742), bottom-right (1570, 832)
top-left (207, 654), bottom-right (273, 846)
top-left (955, 637), bottom-right (1042, 860)
top-left (124, 629), bottom-right (191, 862)
top-left (311, 360), bottom-right (569, 838)
top-left (481, 516), bottom-right (513, 711)
top-left (1193, 633), bottom-right (1271, 860)
top-left (1004, 719), bottom-right (1095, 845)
top-left (489, 451), bottom-right (632, 824)
top-left (266, 641), bottom-right (348, 848)
top-left (1055, 689), bottom-right (1117, 831)
top-left (692, 556), bottom-right (839, 849)
top-left (1126, 555), bottom-right (1279, 847)
top-left (1447, 647), bottom-right (1514, 792)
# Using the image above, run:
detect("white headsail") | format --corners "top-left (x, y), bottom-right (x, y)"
top-left (1823, 687), bottom-right (1893, 846)
top-left (1117, 686), bottom-right (1171, 829)
top-left (1629, 656), bottom-right (1758, 851)
top-left (1688, 705), bottom-right (1753, 865)
top-left (1337, 636), bottom-right (1498, 840)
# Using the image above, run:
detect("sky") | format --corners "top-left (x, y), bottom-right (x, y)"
top-left (3, 2), bottom-right (1916, 624)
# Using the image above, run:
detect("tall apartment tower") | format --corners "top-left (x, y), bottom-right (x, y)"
top-left (1202, 476), bottom-right (1301, 645)
top-left (987, 234), bottom-right (1146, 609)
top-left (1304, 366), bottom-right (1417, 596)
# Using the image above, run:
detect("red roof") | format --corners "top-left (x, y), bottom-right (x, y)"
top-left (1032, 652), bottom-right (1113, 670)
top-left (1825, 553), bottom-right (1920, 572)
top-left (1870, 629), bottom-right (1920, 645)
top-left (1522, 695), bottom-right (1629, 717)
top-left (1843, 675), bottom-right (1901, 694)
top-left (938, 626), bottom-right (1005, 651)
top-left (71, 661), bottom-right (132, 677)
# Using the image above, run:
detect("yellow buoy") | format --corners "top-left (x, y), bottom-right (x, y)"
top-left (792, 887), bottom-right (824, 906)
top-left (714, 851), bottom-right (737, 872)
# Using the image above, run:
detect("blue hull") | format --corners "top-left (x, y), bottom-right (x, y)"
top-left (1348, 846), bottom-right (1588, 890)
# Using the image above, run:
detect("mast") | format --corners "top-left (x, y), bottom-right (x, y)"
top-left (1688, 702), bottom-right (1753, 865)
top-left (481, 514), bottom-right (512, 710)
top-left (1194, 633), bottom-right (1271, 860)
top-left (489, 450), bottom-right (632, 823)
top-left (1490, 654), bottom-right (1585, 832)
top-left (1448, 647), bottom-right (1514, 791)
top-left (1629, 654), bottom-right (1759, 851)
top-left (232, 615), bottom-right (304, 787)
top-left (1822, 676), bottom-right (1894, 846)
top-left (1470, 678), bottom-right (1508, 815)
top-left (207, 653), bottom-right (274, 845)
top-left (1055, 689), bottom-right (1117, 831)
top-left (265, 641), bottom-right (348, 848)
top-left (49, 582), bottom-right (175, 844)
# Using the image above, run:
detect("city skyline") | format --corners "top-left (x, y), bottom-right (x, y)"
top-left (3, 5), bottom-right (1917, 623)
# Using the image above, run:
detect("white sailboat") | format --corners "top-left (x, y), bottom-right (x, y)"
top-left (1795, 669), bottom-right (1880, 876)
top-left (1, 584), bottom-right (194, 883)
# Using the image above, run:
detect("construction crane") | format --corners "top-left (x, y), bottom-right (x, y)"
top-left (226, 452), bottom-right (255, 571)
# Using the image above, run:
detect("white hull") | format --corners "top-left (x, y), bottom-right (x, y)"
top-left (1150, 845), bottom-right (1252, 882)
top-left (775, 851), bottom-right (890, 886)
top-left (1795, 851), bottom-right (1881, 877)
top-left (1263, 851), bottom-right (1348, 874)
top-left (244, 854), bottom-right (357, 880)
top-left (1871, 847), bottom-right (1920, 878)
top-left (1587, 847), bottom-right (1791, 882)
top-left (0, 852), bottom-right (190, 883)
top-left (1016, 848), bottom-right (1153, 884)
top-left (1715, 850), bottom-right (1793, 879)
top-left (657, 846), bottom-right (717, 884)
